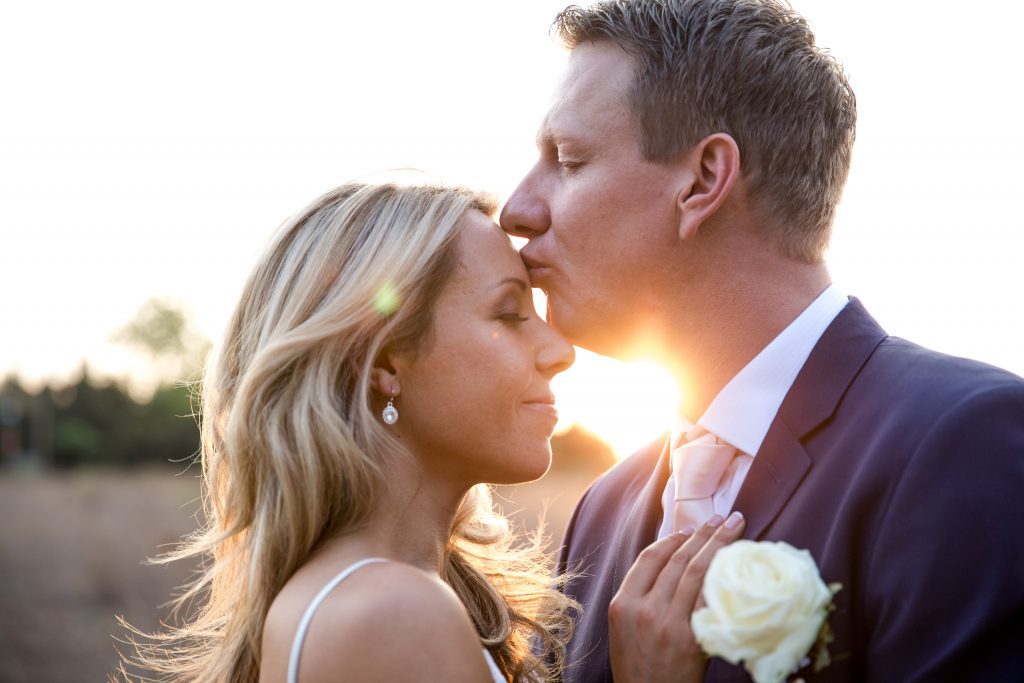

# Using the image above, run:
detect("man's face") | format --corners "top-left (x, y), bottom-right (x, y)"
top-left (500, 41), bottom-right (684, 358)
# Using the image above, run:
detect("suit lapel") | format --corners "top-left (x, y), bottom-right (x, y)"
top-left (733, 298), bottom-right (888, 540)
top-left (613, 437), bottom-right (673, 583)
top-left (733, 422), bottom-right (811, 540)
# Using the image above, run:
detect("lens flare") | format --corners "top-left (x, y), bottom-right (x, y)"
top-left (373, 282), bottom-right (400, 315)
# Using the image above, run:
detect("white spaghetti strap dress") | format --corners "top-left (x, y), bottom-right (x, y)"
top-left (286, 557), bottom-right (505, 682)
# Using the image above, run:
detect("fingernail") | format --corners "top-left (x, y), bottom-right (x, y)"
top-left (680, 525), bottom-right (696, 536)
top-left (725, 511), bottom-right (744, 529)
top-left (706, 514), bottom-right (724, 528)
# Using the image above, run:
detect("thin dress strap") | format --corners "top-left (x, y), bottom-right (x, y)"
top-left (287, 557), bottom-right (389, 683)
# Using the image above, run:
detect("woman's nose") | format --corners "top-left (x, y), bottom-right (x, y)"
top-left (535, 323), bottom-right (575, 378)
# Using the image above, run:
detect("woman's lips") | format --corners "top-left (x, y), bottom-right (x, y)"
top-left (523, 396), bottom-right (558, 421)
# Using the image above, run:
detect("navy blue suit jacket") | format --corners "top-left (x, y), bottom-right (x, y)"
top-left (557, 299), bottom-right (1024, 682)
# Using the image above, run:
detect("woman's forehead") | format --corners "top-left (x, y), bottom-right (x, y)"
top-left (453, 211), bottom-right (527, 287)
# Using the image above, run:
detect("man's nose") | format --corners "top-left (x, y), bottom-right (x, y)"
top-left (500, 169), bottom-right (550, 239)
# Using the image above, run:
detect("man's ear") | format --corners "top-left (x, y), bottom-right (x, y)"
top-left (676, 133), bottom-right (741, 241)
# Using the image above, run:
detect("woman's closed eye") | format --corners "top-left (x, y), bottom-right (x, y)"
top-left (498, 311), bottom-right (531, 323)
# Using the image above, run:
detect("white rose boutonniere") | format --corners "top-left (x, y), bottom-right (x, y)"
top-left (690, 540), bottom-right (840, 683)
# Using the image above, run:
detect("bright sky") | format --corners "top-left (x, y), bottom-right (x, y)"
top-left (2, 1), bottom-right (1023, 457)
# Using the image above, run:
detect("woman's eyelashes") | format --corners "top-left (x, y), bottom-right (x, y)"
top-left (494, 288), bottom-right (539, 325)
top-left (496, 296), bottom-right (531, 324)
top-left (498, 311), bottom-right (531, 324)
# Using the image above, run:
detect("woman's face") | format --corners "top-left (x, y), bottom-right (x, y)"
top-left (392, 210), bottom-right (575, 485)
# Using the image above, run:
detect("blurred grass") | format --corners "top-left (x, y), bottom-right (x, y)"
top-left (0, 448), bottom-right (606, 682)
top-left (0, 470), bottom-right (201, 683)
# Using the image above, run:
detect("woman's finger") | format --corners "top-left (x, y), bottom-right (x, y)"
top-left (643, 514), bottom-right (724, 607)
top-left (614, 529), bottom-right (691, 599)
top-left (671, 510), bottom-right (745, 615)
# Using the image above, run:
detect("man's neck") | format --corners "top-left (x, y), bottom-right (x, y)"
top-left (662, 262), bottom-right (832, 420)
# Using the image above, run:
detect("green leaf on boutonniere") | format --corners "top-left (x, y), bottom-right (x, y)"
top-left (812, 583), bottom-right (842, 673)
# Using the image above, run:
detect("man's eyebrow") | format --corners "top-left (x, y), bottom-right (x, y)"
top-left (536, 129), bottom-right (584, 150)
top-left (535, 129), bottom-right (554, 152)
top-left (492, 277), bottom-right (529, 292)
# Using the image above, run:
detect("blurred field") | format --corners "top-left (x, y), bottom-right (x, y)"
top-left (0, 447), bottom-right (607, 682)
top-left (0, 470), bottom-right (201, 682)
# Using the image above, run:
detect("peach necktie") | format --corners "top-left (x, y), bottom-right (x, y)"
top-left (670, 425), bottom-right (739, 533)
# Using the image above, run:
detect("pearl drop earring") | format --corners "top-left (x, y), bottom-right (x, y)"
top-left (382, 396), bottom-right (398, 425)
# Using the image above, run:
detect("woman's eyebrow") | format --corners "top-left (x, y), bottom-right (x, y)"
top-left (491, 277), bottom-right (529, 292)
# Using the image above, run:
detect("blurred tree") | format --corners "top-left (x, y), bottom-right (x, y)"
top-left (0, 379), bottom-right (30, 466)
top-left (115, 300), bottom-right (190, 357)
top-left (1, 298), bottom-right (210, 470)
top-left (113, 298), bottom-right (211, 386)
top-left (0, 369), bottom-right (202, 470)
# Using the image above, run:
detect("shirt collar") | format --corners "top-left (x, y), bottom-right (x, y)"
top-left (675, 285), bottom-right (849, 456)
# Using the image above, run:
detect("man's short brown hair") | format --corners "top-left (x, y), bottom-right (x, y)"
top-left (554, 0), bottom-right (856, 262)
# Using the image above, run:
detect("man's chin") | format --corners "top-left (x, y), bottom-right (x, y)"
top-left (553, 309), bottom-right (641, 361)
top-left (546, 304), bottom-right (603, 352)
top-left (544, 300), bottom-right (570, 337)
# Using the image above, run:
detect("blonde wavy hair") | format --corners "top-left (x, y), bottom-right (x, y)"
top-left (118, 182), bottom-right (577, 682)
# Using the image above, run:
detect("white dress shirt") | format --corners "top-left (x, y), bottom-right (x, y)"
top-left (656, 285), bottom-right (849, 539)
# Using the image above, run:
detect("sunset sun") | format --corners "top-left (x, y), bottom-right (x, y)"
top-left (552, 350), bottom-right (681, 460)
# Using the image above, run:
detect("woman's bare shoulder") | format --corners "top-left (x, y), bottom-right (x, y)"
top-left (261, 561), bottom-right (492, 682)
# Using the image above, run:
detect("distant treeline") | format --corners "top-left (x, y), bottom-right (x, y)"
top-left (0, 373), bottom-right (200, 469)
